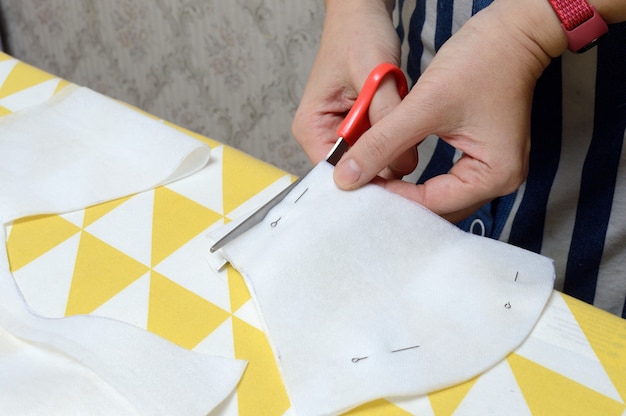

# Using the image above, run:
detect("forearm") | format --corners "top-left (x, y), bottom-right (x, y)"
top-left (316, 0), bottom-right (400, 71)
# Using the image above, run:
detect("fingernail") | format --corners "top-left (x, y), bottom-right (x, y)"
top-left (335, 158), bottom-right (362, 187)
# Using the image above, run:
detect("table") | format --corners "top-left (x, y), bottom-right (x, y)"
top-left (1, 52), bottom-right (625, 415)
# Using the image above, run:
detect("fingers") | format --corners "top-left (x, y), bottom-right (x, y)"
top-left (293, 62), bottom-right (406, 166)
top-left (292, 111), bottom-right (348, 164)
top-left (334, 96), bottom-right (426, 189)
top-left (366, 74), bottom-right (404, 126)
top-left (374, 174), bottom-right (490, 222)
top-left (373, 153), bottom-right (525, 222)
top-left (364, 73), bottom-right (417, 179)
top-left (388, 146), bottom-right (418, 177)
top-left (292, 80), bottom-right (355, 164)
top-left (373, 176), bottom-right (488, 223)
top-left (334, 92), bottom-right (526, 219)
top-left (377, 146), bottom-right (419, 180)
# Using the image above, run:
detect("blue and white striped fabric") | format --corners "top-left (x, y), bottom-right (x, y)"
top-left (395, 0), bottom-right (626, 317)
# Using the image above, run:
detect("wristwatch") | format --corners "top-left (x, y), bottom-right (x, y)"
top-left (547, 0), bottom-right (608, 53)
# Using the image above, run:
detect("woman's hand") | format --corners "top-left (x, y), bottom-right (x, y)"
top-left (292, 0), bottom-right (418, 179)
top-left (331, 0), bottom-right (567, 222)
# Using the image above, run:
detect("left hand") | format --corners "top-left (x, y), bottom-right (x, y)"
top-left (332, 0), bottom-right (566, 222)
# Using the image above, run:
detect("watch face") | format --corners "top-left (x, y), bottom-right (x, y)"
top-left (575, 36), bottom-right (604, 54)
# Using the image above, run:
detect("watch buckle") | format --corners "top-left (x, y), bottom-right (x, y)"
top-left (564, 6), bottom-right (609, 53)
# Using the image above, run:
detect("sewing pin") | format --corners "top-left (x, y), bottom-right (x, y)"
top-left (391, 345), bottom-right (420, 353)
top-left (270, 217), bottom-right (282, 227)
top-left (351, 356), bottom-right (368, 363)
top-left (294, 188), bottom-right (309, 203)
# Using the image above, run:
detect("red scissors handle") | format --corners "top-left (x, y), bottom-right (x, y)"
top-left (336, 63), bottom-right (409, 146)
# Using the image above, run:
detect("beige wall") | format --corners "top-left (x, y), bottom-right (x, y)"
top-left (0, 0), bottom-right (324, 176)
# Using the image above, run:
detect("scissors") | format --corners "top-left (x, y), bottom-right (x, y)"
top-left (210, 63), bottom-right (409, 252)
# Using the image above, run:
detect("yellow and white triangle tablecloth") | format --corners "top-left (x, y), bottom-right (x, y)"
top-left (1, 52), bottom-right (625, 415)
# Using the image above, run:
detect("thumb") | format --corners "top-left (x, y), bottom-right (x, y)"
top-left (334, 98), bottom-right (425, 189)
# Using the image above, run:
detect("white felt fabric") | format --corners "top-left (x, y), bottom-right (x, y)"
top-left (0, 86), bottom-right (245, 415)
top-left (215, 162), bottom-right (555, 416)
top-left (0, 239), bottom-right (245, 415)
top-left (0, 326), bottom-right (137, 415)
top-left (0, 85), bottom-right (210, 222)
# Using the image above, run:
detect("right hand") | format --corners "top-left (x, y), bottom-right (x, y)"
top-left (292, 0), bottom-right (418, 179)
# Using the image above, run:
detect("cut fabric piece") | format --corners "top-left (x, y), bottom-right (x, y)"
top-left (0, 85), bottom-right (210, 222)
top-left (0, 85), bottom-right (244, 415)
top-left (0, 326), bottom-right (138, 415)
top-left (213, 162), bottom-right (555, 416)
top-left (0, 234), bottom-right (245, 415)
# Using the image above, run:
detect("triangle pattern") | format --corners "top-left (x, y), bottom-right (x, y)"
top-left (0, 78), bottom-right (61, 112)
top-left (60, 210), bottom-right (85, 229)
top-left (0, 105), bottom-right (10, 116)
top-left (193, 317), bottom-right (236, 359)
top-left (222, 146), bottom-right (288, 215)
top-left (455, 359), bottom-right (531, 415)
top-left (233, 299), bottom-right (264, 332)
top-left (509, 353), bottom-right (625, 415)
top-left (152, 230), bottom-right (230, 312)
top-left (147, 271), bottom-right (230, 350)
top-left (0, 58), bottom-right (18, 91)
top-left (388, 395), bottom-right (435, 416)
top-left (6, 214), bottom-right (81, 272)
top-left (222, 174), bottom-right (294, 227)
top-left (427, 375), bottom-right (478, 416)
top-left (85, 191), bottom-right (154, 267)
top-left (10, 233), bottom-right (81, 318)
top-left (151, 186), bottom-right (222, 267)
top-left (343, 399), bottom-right (412, 416)
top-left (0, 52), bottom-right (11, 62)
top-left (0, 61), bottom-right (57, 98)
top-left (83, 195), bottom-right (134, 227)
top-left (55, 79), bottom-right (71, 94)
top-left (232, 316), bottom-right (290, 416)
top-left (164, 145), bottom-right (224, 215)
top-left (563, 295), bottom-right (626, 404)
top-left (516, 293), bottom-right (622, 402)
top-left (228, 266), bottom-right (251, 314)
top-left (65, 231), bottom-right (149, 316)
top-left (91, 272), bottom-right (151, 329)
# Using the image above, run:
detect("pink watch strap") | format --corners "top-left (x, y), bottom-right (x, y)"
top-left (547, 0), bottom-right (608, 52)
top-left (549, 0), bottom-right (594, 30)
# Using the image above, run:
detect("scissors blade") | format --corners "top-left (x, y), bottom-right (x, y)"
top-left (209, 137), bottom-right (352, 253)
top-left (209, 176), bottom-right (304, 253)
top-left (325, 138), bottom-right (350, 166)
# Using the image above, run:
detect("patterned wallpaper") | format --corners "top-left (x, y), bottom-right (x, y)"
top-left (0, 0), bottom-right (324, 176)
